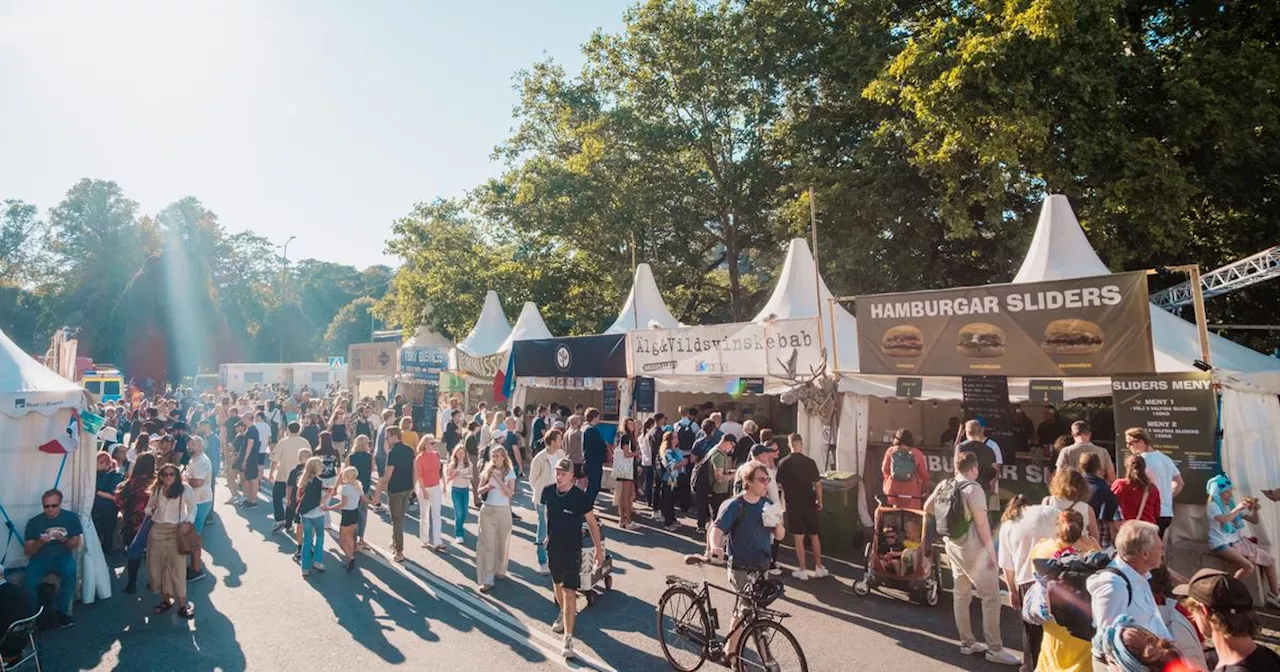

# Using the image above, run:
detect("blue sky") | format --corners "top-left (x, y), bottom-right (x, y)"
top-left (0, 1), bottom-right (628, 268)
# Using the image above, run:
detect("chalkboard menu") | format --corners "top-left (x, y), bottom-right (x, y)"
top-left (602, 380), bottom-right (620, 421)
top-left (1028, 379), bottom-right (1064, 404)
top-left (742, 377), bottom-right (765, 394)
top-left (896, 377), bottom-right (923, 398)
top-left (633, 377), bottom-right (655, 413)
top-left (1111, 372), bottom-right (1218, 504)
top-left (961, 375), bottom-right (1022, 452)
top-left (421, 380), bottom-right (439, 434)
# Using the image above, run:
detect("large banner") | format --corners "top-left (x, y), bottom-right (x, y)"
top-left (1111, 372), bottom-right (1218, 504)
top-left (454, 350), bottom-right (503, 379)
top-left (854, 271), bottom-right (1155, 377)
top-left (629, 317), bottom-right (823, 378)
top-left (513, 334), bottom-right (628, 378)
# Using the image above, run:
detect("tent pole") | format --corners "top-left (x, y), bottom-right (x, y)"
top-left (809, 187), bottom-right (826, 366)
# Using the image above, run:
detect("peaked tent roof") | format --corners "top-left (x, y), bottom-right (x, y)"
top-left (456, 290), bottom-right (513, 357)
top-left (753, 238), bottom-right (860, 371)
top-left (1015, 195), bottom-right (1280, 390)
top-left (604, 263), bottom-right (682, 334)
top-left (401, 325), bottom-right (454, 351)
top-left (499, 302), bottom-right (554, 353)
top-left (0, 328), bottom-right (84, 418)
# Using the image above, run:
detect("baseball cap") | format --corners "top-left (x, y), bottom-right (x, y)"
top-left (750, 443), bottom-right (771, 457)
top-left (554, 458), bottom-right (573, 472)
top-left (1173, 568), bottom-right (1254, 613)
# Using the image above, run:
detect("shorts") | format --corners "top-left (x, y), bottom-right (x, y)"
top-left (548, 546), bottom-right (582, 590)
top-left (1230, 538), bottom-right (1275, 567)
top-left (340, 509), bottom-right (360, 527)
top-left (728, 567), bottom-right (766, 613)
top-left (786, 505), bottom-right (820, 536)
top-left (242, 457), bottom-right (260, 480)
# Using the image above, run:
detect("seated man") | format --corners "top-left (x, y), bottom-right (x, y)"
top-left (23, 488), bottom-right (81, 628)
top-left (0, 566), bottom-right (34, 665)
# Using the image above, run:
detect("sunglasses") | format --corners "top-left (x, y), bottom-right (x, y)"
top-left (754, 476), bottom-right (771, 484)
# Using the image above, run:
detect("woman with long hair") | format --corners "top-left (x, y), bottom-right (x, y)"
top-left (639, 417), bottom-right (658, 508)
top-left (346, 434), bottom-right (374, 549)
top-left (1111, 454), bottom-right (1161, 524)
top-left (93, 451), bottom-right (125, 553)
top-left (323, 466), bottom-right (363, 572)
top-left (126, 431), bottom-right (151, 475)
top-left (328, 408), bottom-right (350, 456)
top-left (614, 418), bottom-right (639, 530)
top-left (1043, 467), bottom-right (1100, 540)
top-left (996, 494), bottom-right (1059, 667)
top-left (660, 431), bottom-right (685, 531)
top-left (446, 446), bottom-right (473, 543)
top-left (146, 463), bottom-right (196, 618)
top-left (1030, 509), bottom-right (1101, 671)
top-left (117, 452), bottom-right (157, 594)
top-left (414, 434), bottom-right (444, 550)
top-left (880, 429), bottom-right (930, 509)
top-left (475, 447), bottom-right (516, 592)
top-left (296, 457), bottom-right (327, 577)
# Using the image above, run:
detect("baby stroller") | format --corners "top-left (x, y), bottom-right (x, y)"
top-left (851, 499), bottom-right (940, 606)
top-left (579, 522), bottom-right (614, 607)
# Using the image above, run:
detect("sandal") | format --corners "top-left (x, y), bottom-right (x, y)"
top-left (153, 600), bottom-right (174, 614)
top-left (178, 604), bottom-right (194, 619)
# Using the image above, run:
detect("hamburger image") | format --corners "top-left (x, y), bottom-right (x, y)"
top-left (956, 322), bottom-right (1006, 357)
top-left (881, 325), bottom-right (924, 357)
top-left (1041, 319), bottom-right (1104, 355)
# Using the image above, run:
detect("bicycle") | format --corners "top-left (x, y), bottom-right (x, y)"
top-left (657, 558), bottom-right (808, 671)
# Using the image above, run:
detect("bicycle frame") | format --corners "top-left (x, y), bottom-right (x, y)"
top-left (663, 574), bottom-right (790, 646)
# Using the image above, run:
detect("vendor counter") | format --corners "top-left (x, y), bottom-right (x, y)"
top-left (862, 443), bottom-right (1058, 507)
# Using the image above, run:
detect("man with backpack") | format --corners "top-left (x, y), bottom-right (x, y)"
top-left (692, 434), bottom-right (737, 535)
top-left (924, 451), bottom-right (1019, 666)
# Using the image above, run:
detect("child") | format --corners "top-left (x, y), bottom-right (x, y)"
top-left (287, 447), bottom-right (312, 563)
top-left (324, 466), bottom-right (364, 572)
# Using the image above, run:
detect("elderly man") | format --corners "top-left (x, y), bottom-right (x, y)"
top-left (23, 489), bottom-right (81, 628)
top-left (1088, 520), bottom-right (1173, 665)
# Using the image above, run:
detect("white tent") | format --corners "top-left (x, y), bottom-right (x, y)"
top-left (456, 290), bottom-right (513, 357)
top-left (753, 238), bottom-right (860, 369)
top-left (498, 302), bottom-right (554, 354)
top-left (604, 263), bottom-right (682, 334)
top-left (838, 195), bottom-right (1280, 398)
top-left (0, 329), bottom-right (110, 603)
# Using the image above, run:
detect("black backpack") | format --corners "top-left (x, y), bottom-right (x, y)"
top-left (690, 449), bottom-right (718, 498)
top-left (933, 478), bottom-right (978, 537)
top-left (1032, 551), bottom-right (1131, 641)
top-left (676, 422), bottom-right (697, 452)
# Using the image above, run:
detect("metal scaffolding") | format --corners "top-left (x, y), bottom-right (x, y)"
top-left (1151, 245), bottom-right (1280, 310)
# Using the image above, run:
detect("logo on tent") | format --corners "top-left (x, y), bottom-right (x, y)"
top-left (555, 344), bottom-right (572, 372)
top-left (13, 398), bottom-right (25, 409)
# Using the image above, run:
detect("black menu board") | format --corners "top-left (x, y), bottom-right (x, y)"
top-left (896, 377), bottom-right (923, 398)
top-left (602, 380), bottom-right (620, 421)
top-left (742, 377), bottom-right (765, 394)
top-left (962, 375), bottom-right (1021, 452)
top-left (1111, 372), bottom-right (1218, 504)
top-left (633, 377), bottom-right (655, 413)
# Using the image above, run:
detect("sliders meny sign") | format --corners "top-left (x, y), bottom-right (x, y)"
top-left (854, 271), bottom-right (1155, 377)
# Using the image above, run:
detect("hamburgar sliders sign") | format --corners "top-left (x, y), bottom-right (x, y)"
top-left (855, 271), bottom-right (1155, 377)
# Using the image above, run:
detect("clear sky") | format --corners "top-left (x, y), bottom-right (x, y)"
top-left (0, 1), bottom-right (628, 268)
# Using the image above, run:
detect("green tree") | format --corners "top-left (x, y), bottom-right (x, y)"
top-left (0, 199), bottom-right (48, 285)
top-left (324, 296), bottom-right (377, 354)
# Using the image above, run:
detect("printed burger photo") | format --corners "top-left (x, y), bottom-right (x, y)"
top-left (1041, 318), bottom-right (1104, 355)
top-left (956, 322), bottom-right (1005, 358)
top-left (881, 324), bottom-right (924, 357)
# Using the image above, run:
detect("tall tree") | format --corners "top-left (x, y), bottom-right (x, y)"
top-left (0, 199), bottom-right (48, 285)
top-left (324, 296), bottom-right (377, 354)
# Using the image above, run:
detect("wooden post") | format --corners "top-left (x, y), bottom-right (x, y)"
top-left (809, 187), bottom-right (826, 366)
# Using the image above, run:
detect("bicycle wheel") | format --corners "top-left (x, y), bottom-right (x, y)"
top-left (734, 619), bottom-right (807, 672)
top-left (657, 586), bottom-right (710, 672)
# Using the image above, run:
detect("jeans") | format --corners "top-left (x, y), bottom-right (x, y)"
top-left (450, 486), bottom-right (470, 540)
top-left (535, 504), bottom-right (548, 566)
top-left (23, 552), bottom-right (77, 614)
top-left (194, 501), bottom-right (214, 535)
top-left (417, 483), bottom-right (443, 547)
top-left (301, 516), bottom-right (325, 571)
top-left (388, 490), bottom-right (411, 553)
top-left (641, 465), bottom-right (655, 505)
top-left (272, 481), bottom-right (288, 522)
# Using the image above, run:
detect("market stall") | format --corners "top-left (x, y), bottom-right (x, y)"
top-left (395, 325), bottom-right (453, 434)
top-left (447, 290), bottom-right (512, 409)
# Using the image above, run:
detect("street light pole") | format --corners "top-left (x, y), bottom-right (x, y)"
top-left (279, 235), bottom-right (297, 363)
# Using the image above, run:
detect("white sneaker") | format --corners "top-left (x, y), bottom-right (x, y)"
top-left (552, 614), bottom-right (564, 634)
top-left (959, 643), bottom-right (987, 656)
top-left (791, 569), bottom-right (810, 581)
top-left (561, 636), bottom-right (575, 660)
top-left (984, 649), bottom-right (1020, 666)
top-left (767, 568), bottom-right (783, 577)
top-left (810, 565), bottom-right (830, 579)
top-left (538, 564), bottom-right (550, 575)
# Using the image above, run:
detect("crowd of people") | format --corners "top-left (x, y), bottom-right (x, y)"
top-left (4, 380), bottom-right (1280, 671)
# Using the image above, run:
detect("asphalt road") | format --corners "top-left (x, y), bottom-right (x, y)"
top-left (39, 477), bottom-right (1040, 672)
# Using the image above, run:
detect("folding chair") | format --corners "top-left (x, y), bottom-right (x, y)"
top-left (0, 606), bottom-right (42, 671)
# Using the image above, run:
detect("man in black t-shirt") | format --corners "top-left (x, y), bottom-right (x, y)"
top-left (540, 457), bottom-right (603, 661)
top-left (239, 417), bottom-right (262, 508)
top-left (372, 427), bottom-right (414, 563)
top-left (775, 434), bottom-right (827, 580)
top-left (956, 420), bottom-right (1001, 513)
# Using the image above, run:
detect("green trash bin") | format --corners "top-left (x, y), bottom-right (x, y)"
top-left (818, 471), bottom-right (858, 552)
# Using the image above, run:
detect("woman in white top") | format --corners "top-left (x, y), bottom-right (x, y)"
top-left (1042, 466), bottom-right (1099, 540)
top-left (446, 446), bottom-right (474, 544)
top-left (323, 466), bottom-right (364, 572)
top-left (475, 447), bottom-right (516, 593)
top-left (146, 463), bottom-right (197, 619)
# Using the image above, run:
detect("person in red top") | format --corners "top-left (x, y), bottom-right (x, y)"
top-left (1111, 453), bottom-right (1161, 524)
top-left (881, 429), bottom-right (931, 510)
top-left (414, 435), bottom-right (445, 550)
